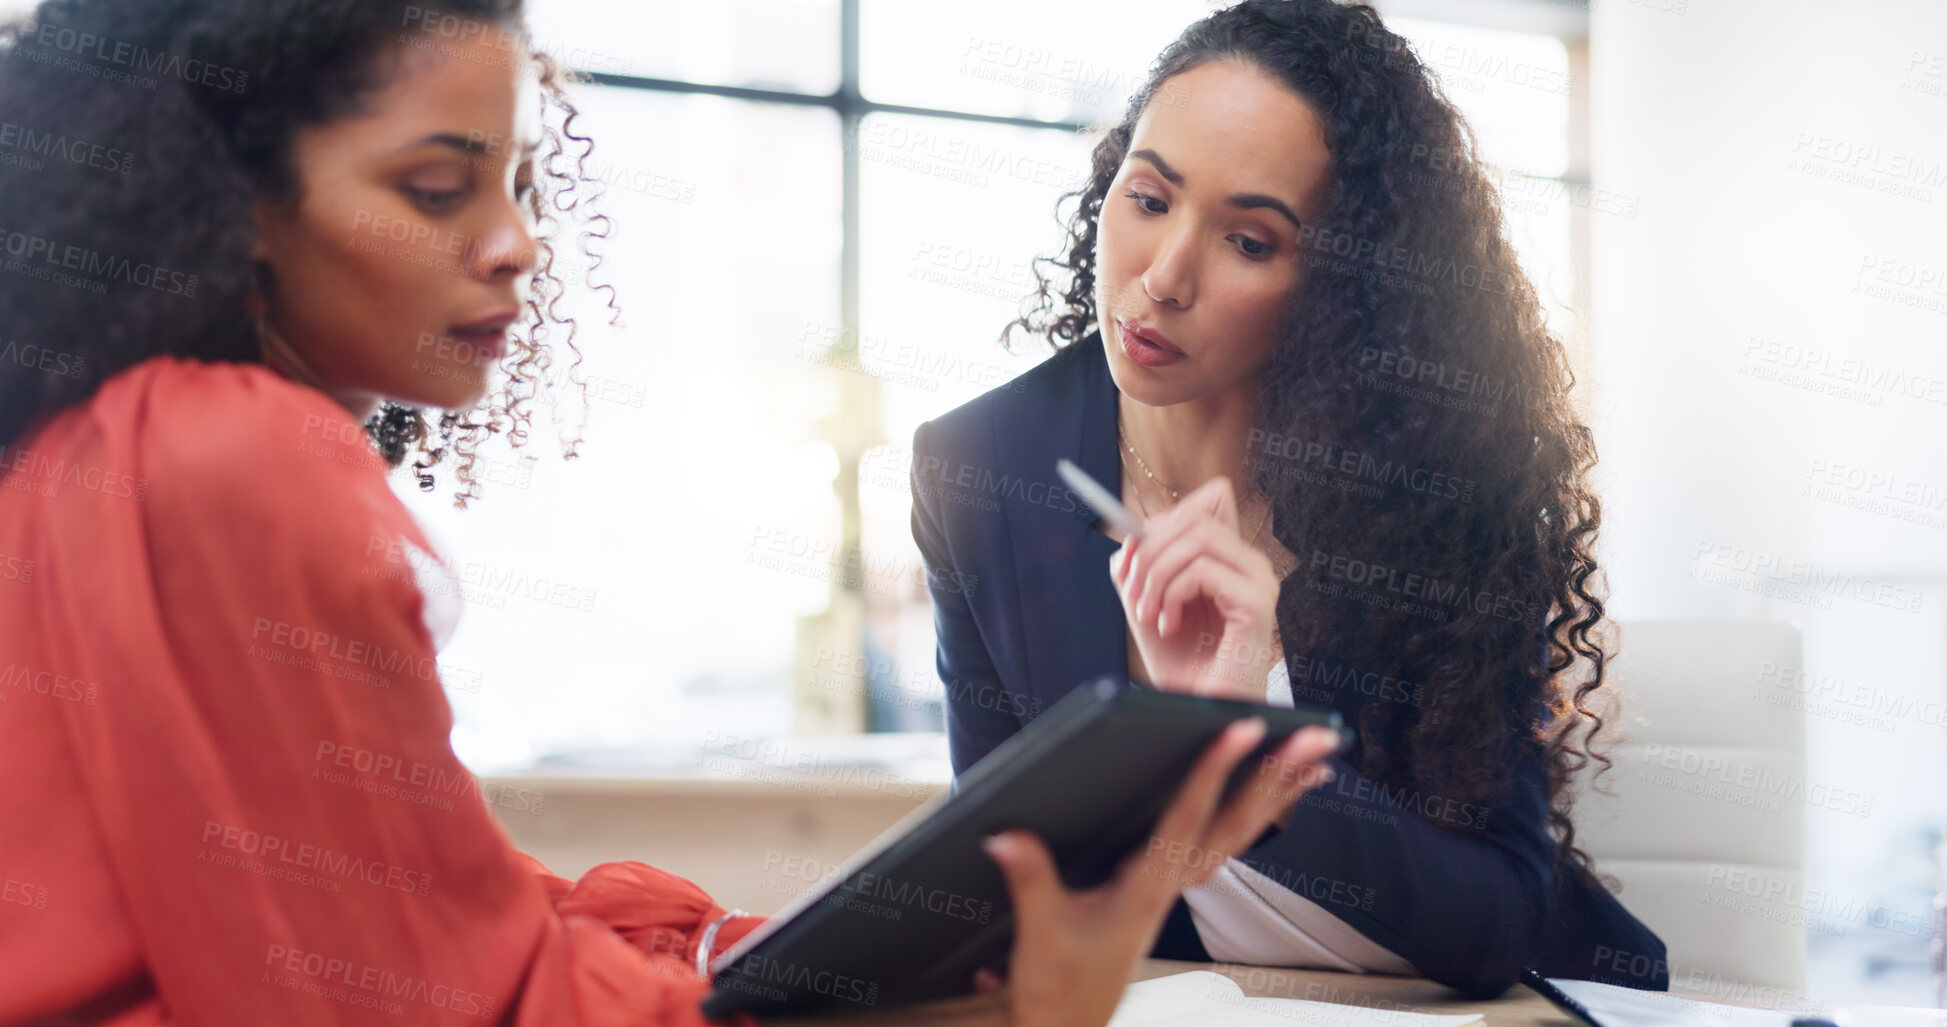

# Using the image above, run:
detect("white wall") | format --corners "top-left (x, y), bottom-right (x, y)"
top-left (1591, 0), bottom-right (1947, 1004)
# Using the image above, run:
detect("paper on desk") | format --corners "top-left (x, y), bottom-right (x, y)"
top-left (1545, 977), bottom-right (1796, 1027)
top-left (1543, 978), bottom-right (1947, 1027)
top-left (1107, 971), bottom-right (1483, 1027)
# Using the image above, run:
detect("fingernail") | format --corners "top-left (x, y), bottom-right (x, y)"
top-left (981, 833), bottom-right (1012, 859)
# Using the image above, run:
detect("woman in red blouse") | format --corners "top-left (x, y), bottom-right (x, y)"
top-left (0, 2), bottom-right (1339, 1025)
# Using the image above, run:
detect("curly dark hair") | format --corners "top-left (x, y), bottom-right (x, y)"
top-left (0, 0), bottom-right (615, 506)
top-left (1008, 0), bottom-right (1612, 877)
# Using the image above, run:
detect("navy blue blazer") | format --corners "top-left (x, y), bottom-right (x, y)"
top-left (908, 337), bottom-right (1668, 998)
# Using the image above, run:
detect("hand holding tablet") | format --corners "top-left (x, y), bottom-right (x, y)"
top-left (705, 681), bottom-right (1345, 1021)
top-left (985, 715), bottom-right (1340, 1027)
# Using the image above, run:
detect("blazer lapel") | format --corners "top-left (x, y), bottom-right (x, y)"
top-left (996, 339), bottom-right (1128, 720)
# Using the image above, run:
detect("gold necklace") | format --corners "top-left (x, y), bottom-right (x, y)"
top-left (1116, 440), bottom-right (1158, 521)
top-left (1116, 422), bottom-right (1285, 656)
top-left (1121, 417), bottom-right (1181, 503)
top-left (1117, 410), bottom-right (1272, 550)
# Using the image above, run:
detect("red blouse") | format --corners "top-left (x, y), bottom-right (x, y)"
top-left (0, 357), bottom-right (760, 1026)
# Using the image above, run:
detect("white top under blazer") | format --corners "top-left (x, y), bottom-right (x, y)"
top-left (1177, 660), bottom-right (1417, 974)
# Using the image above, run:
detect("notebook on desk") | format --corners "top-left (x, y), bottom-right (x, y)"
top-left (1523, 972), bottom-right (1789, 1026)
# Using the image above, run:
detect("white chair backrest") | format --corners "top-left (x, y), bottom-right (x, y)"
top-left (1572, 620), bottom-right (1807, 996)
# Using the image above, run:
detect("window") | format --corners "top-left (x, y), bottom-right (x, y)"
top-left (407, 3), bottom-right (1589, 773)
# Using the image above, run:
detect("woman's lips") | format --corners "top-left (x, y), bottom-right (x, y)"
top-left (446, 312), bottom-right (519, 362)
top-left (1117, 318), bottom-right (1186, 368)
top-left (446, 327), bottom-right (509, 362)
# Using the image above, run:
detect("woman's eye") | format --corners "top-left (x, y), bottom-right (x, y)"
top-left (404, 186), bottom-right (466, 214)
top-left (1231, 234), bottom-right (1274, 259)
top-left (1125, 190), bottom-right (1167, 215)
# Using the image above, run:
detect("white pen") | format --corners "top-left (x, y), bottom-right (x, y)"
top-left (1056, 458), bottom-right (1145, 541)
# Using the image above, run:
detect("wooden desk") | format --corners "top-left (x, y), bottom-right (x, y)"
top-left (485, 773), bottom-right (946, 916)
top-left (1133, 960), bottom-right (1567, 1021)
top-left (769, 959), bottom-right (1576, 1025)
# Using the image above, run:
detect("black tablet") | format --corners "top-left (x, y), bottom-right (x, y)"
top-left (700, 677), bottom-right (1345, 1019)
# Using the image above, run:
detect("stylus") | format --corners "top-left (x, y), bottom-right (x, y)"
top-left (1057, 459), bottom-right (1144, 541)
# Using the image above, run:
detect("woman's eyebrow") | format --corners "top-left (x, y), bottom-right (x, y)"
top-left (1130, 147), bottom-right (1305, 231)
top-left (1131, 147), bottom-right (1186, 185)
top-left (1231, 193), bottom-right (1304, 231)
top-left (405, 132), bottom-right (496, 155)
top-left (397, 133), bottom-right (536, 160)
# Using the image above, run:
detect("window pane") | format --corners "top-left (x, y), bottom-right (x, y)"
top-left (854, 114), bottom-right (1097, 727)
top-left (1387, 17), bottom-right (1572, 178)
top-left (1500, 172), bottom-right (1577, 343)
top-left (860, 0), bottom-right (1212, 123)
top-left (1381, 22), bottom-right (1582, 354)
top-left (524, 0), bottom-right (839, 95)
top-left (399, 87), bottom-right (842, 771)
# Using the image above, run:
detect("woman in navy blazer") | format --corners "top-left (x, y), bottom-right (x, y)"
top-left (909, 0), bottom-right (1666, 1000)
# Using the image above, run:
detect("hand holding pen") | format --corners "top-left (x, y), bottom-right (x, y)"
top-left (1058, 460), bottom-right (1282, 701)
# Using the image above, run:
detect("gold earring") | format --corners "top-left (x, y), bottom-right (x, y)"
top-left (255, 311), bottom-right (324, 391)
top-left (251, 260), bottom-right (323, 390)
